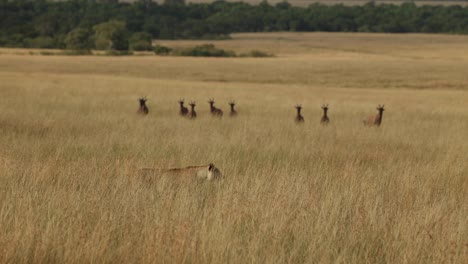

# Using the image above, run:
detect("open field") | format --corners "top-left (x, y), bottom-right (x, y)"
top-left (0, 32), bottom-right (467, 263)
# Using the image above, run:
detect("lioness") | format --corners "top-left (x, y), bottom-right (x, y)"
top-left (139, 163), bottom-right (222, 181)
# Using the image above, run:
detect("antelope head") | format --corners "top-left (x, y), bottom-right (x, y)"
top-left (377, 104), bottom-right (385, 113)
top-left (138, 96), bottom-right (147, 106)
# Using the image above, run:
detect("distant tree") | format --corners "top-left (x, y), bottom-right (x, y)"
top-left (65, 28), bottom-right (93, 50)
top-left (143, 17), bottom-right (160, 38)
top-left (1, 0), bottom-right (468, 49)
top-left (163, 0), bottom-right (185, 6)
top-left (153, 44), bottom-right (172, 55)
top-left (275, 1), bottom-right (291, 10)
top-left (34, 14), bottom-right (60, 37)
top-left (177, 44), bottom-right (235, 57)
top-left (97, 0), bottom-right (119, 4)
top-left (158, 16), bottom-right (178, 39)
top-left (24, 36), bottom-right (55, 49)
top-left (93, 20), bottom-right (129, 50)
top-left (129, 32), bottom-right (152, 51)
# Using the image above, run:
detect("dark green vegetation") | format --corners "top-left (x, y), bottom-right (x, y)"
top-left (153, 44), bottom-right (273, 57)
top-left (2, 0), bottom-right (468, 50)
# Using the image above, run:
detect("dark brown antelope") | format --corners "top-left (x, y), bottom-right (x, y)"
top-left (364, 104), bottom-right (385, 126)
top-left (228, 100), bottom-right (238, 117)
top-left (137, 97), bottom-right (149, 115)
top-left (208, 98), bottom-right (223, 117)
top-left (295, 104), bottom-right (304, 123)
top-left (178, 99), bottom-right (189, 116)
top-left (189, 101), bottom-right (197, 119)
top-left (320, 104), bottom-right (330, 125)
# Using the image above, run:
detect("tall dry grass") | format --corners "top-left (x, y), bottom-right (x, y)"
top-left (0, 33), bottom-right (467, 263)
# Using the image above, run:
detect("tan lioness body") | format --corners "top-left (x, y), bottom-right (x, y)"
top-left (139, 163), bottom-right (222, 181)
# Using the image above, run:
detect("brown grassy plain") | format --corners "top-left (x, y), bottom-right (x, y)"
top-left (0, 32), bottom-right (467, 263)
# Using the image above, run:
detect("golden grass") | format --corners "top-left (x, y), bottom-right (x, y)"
top-left (0, 32), bottom-right (467, 263)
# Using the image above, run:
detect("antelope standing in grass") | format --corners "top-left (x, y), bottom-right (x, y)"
top-left (364, 104), bottom-right (385, 126)
top-left (320, 104), bottom-right (330, 125)
top-left (137, 97), bottom-right (149, 115)
top-left (228, 100), bottom-right (238, 117)
top-left (178, 99), bottom-right (189, 116)
top-left (295, 104), bottom-right (304, 123)
top-left (189, 101), bottom-right (197, 119)
top-left (139, 163), bottom-right (222, 181)
top-left (208, 99), bottom-right (223, 117)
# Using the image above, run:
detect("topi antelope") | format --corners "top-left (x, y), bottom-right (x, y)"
top-left (208, 98), bottom-right (223, 117)
top-left (295, 104), bottom-right (304, 123)
top-left (320, 104), bottom-right (330, 125)
top-left (137, 97), bottom-right (149, 115)
top-left (139, 163), bottom-right (222, 181)
top-left (228, 100), bottom-right (238, 117)
top-left (189, 101), bottom-right (197, 119)
top-left (364, 104), bottom-right (385, 126)
top-left (178, 99), bottom-right (189, 116)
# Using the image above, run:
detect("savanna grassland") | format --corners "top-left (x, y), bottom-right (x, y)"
top-left (0, 32), bottom-right (467, 263)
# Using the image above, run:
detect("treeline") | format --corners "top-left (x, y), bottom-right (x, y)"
top-left (2, 0), bottom-right (468, 50)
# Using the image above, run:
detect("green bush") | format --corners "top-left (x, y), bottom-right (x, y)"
top-left (24, 36), bottom-right (56, 49)
top-left (129, 32), bottom-right (152, 51)
top-left (130, 41), bottom-right (152, 51)
top-left (129, 40), bottom-right (151, 51)
top-left (65, 28), bottom-right (93, 51)
top-left (93, 20), bottom-right (129, 51)
top-left (104, 50), bottom-right (133, 56)
top-left (38, 51), bottom-right (56, 56)
top-left (153, 45), bottom-right (172, 55)
top-left (175, 44), bottom-right (235, 57)
top-left (153, 44), bottom-right (273, 58)
top-left (239, 50), bottom-right (274, 58)
top-left (63, 50), bottom-right (92, 56)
